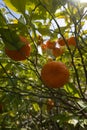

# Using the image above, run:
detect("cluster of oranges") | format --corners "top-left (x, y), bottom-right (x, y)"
top-left (37, 35), bottom-right (76, 58)
top-left (40, 39), bottom-right (64, 58)
top-left (39, 36), bottom-right (76, 89)
top-left (5, 34), bottom-right (76, 61)
top-left (4, 34), bottom-right (76, 90)
top-left (39, 36), bottom-right (76, 110)
top-left (4, 34), bottom-right (76, 111)
top-left (58, 36), bottom-right (76, 46)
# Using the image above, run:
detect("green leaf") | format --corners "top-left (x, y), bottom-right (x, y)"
top-left (3, 0), bottom-right (26, 14)
top-left (37, 25), bottom-right (53, 36)
top-left (40, 0), bottom-right (66, 13)
top-left (0, 28), bottom-right (20, 49)
top-left (9, 111), bottom-right (16, 117)
top-left (68, 118), bottom-right (78, 126)
top-left (64, 83), bottom-right (80, 97)
top-left (0, 11), bottom-right (7, 26)
top-left (26, 0), bottom-right (38, 11)
top-left (52, 114), bottom-right (72, 123)
top-left (33, 103), bottom-right (40, 112)
top-left (78, 100), bottom-right (87, 109)
top-left (0, 27), bottom-right (26, 50)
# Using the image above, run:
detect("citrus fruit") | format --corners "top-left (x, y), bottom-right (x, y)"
top-left (52, 47), bottom-right (64, 57)
top-left (5, 36), bottom-right (31, 61)
top-left (19, 35), bottom-right (30, 45)
top-left (41, 61), bottom-right (69, 88)
top-left (67, 36), bottom-right (76, 46)
top-left (58, 38), bottom-right (66, 46)
top-left (46, 40), bottom-right (56, 49)
top-left (41, 44), bottom-right (47, 51)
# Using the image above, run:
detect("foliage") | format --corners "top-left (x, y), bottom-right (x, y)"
top-left (0, 0), bottom-right (87, 129)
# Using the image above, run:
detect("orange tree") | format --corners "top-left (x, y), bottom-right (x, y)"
top-left (0, 0), bottom-right (87, 129)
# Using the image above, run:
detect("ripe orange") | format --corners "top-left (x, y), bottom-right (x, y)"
top-left (5, 36), bottom-right (31, 61)
top-left (52, 47), bottom-right (64, 57)
top-left (19, 35), bottom-right (30, 45)
top-left (46, 40), bottom-right (56, 49)
top-left (41, 61), bottom-right (69, 88)
top-left (47, 98), bottom-right (54, 111)
top-left (41, 44), bottom-right (47, 51)
top-left (58, 38), bottom-right (66, 46)
top-left (67, 36), bottom-right (76, 46)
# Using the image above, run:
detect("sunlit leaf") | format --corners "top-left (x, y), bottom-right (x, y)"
top-left (68, 118), bottom-right (78, 126)
top-left (9, 111), bottom-right (16, 117)
top-left (64, 83), bottom-right (80, 97)
top-left (33, 103), bottom-right (40, 112)
top-left (3, 0), bottom-right (26, 14)
top-left (0, 10), bottom-right (7, 26)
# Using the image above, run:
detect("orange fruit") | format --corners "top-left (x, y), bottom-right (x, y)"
top-left (58, 38), bottom-right (66, 46)
top-left (46, 40), bottom-right (56, 49)
top-left (52, 47), bottom-right (64, 57)
top-left (5, 36), bottom-right (31, 61)
top-left (67, 36), bottom-right (76, 46)
top-left (19, 35), bottom-right (30, 45)
top-left (41, 44), bottom-right (47, 51)
top-left (41, 61), bottom-right (69, 88)
top-left (47, 98), bottom-right (54, 111)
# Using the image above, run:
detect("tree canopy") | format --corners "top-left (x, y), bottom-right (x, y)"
top-left (0, 0), bottom-right (87, 129)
